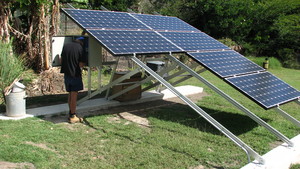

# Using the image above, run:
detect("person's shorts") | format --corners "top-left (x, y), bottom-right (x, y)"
top-left (64, 75), bottom-right (83, 92)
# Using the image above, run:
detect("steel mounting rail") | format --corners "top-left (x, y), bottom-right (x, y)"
top-left (167, 54), bottom-right (293, 147)
top-left (131, 54), bottom-right (265, 164)
top-left (275, 107), bottom-right (300, 127)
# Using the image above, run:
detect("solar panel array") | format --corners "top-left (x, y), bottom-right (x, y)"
top-left (62, 8), bottom-right (300, 109)
top-left (161, 32), bottom-right (230, 52)
top-left (63, 9), bottom-right (149, 30)
top-left (226, 72), bottom-right (300, 109)
top-left (87, 29), bottom-right (182, 55)
top-left (62, 8), bottom-right (224, 55)
top-left (188, 51), bottom-right (264, 78)
top-left (131, 13), bottom-right (200, 32)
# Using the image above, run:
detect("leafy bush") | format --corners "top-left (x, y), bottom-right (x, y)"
top-left (290, 164), bottom-right (300, 169)
top-left (277, 48), bottom-right (300, 69)
top-left (0, 42), bottom-right (24, 100)
top-left (218, 38), bottom-right (238, 47)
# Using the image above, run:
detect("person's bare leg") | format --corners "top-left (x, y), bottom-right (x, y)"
top-left (68, 93), bottom-right (71, 112)
top-left (69, 91), bottom-right (78, 115)
top-left (68, 91), bottom-right (83, 123)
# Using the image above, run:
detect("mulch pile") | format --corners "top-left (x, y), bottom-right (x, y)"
top-left (26, 67), bottom-right (66, 97)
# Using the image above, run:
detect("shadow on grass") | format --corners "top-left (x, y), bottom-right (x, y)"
top-left (40, 95), bottom-right (269, 137)
top-left (147, 103), bottom-right (269, 136)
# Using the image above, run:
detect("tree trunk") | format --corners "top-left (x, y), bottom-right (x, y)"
top-left (50, 0), bottom-right (60, 36)
top-left (40, 4), bottom-right (50, 70)
top-left (0, 2), bottom-right (11, 43)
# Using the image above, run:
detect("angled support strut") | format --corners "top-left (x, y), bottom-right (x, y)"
top-left (131, 55), bottom-right (265, 164)
top-left (275, 107), bottom-right (300, 127)
top-left (167, 54), bottom-right (293, 147)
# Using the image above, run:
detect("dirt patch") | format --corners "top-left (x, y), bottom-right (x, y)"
top-left (24, 141), bottom-right (57, 153)
top-left (0, 161), bottom-right (35, 169)
top-left (189, 165), bottom-right (205, 169)
top-left (107, 111), bottom-right (150, 128)
top-left (269, 140), bottom-right (283, 149)
top-left (118, 112), bottom-right (150, 127)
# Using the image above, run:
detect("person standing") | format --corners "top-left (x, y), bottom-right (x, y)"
top-left (60, 37), bottom-right (85, 123)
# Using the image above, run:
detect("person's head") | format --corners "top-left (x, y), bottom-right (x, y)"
top-left (75, 37), bottom-right (84, 46)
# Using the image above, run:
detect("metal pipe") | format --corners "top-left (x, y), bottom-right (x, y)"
top-left (131, 55), bottom-right (265, 164)
top-left (167, 54), bottom-right (294, 147)
top-left (275, 107), bottom-right (300, 127)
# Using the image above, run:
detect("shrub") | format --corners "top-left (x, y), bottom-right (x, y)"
top-left (277, 48), bottom-right (300, 69)
top-left (0, 42), bottom-right (24, 101)
top-left (218, 38), bottom-right (238, 47)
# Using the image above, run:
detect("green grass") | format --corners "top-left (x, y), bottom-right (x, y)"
top-left (0, 67), bottom-right (299, 168)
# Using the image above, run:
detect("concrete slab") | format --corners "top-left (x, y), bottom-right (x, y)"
top-left (0, 114), bottom-right (34, 120)
top-left (161, 85), bottom-right (203, 99)
top-left (0, 85), bottom-right (203, 119)
top-left (242, 134), bottom-right (300, 169)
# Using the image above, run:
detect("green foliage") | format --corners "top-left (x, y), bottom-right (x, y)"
top-left (0, 42), bottom-right (24, 98)
top-left (65, 0), bottom-right (138, 11)
top-left (277, 48), bottom-right (300, 69)
top-left (15, 0), bottom-right (52, 7)
top-left (290, 164), bottom-right (300, 169)
top-left (218, 38), bottom-right (238, 47)
top-left (152, 0), bottom-right (300, 69)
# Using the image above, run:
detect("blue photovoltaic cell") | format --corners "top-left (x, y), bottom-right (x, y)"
top-left (87, 29), bottom-right (182, 55)
top-left (160, 32), bottom-right (230, 52)
top-left (131, 13), bottom-right (200, 32)
top-left (62, 8), bottom-right (149, 30)
top-left (226, 72), bottom-right (300, 109)
top-left (188, 50), bottom-right (265, 78)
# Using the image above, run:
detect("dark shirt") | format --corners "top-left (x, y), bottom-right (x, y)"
top-left (60, 41), bottom-right (84, 77)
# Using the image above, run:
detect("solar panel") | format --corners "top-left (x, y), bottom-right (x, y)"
top-left (226, 72), bottom-right (300, 109)
top-left (188, 51), bottom-right (265, 78)
top-left (160, 32), bottom-right (230, 52)
top-left (62, 8), bottom-right (149, 30)
top-left (131, 13), bottom-right (200, 32)
top-left (87, 29), bottom-right (182, 55)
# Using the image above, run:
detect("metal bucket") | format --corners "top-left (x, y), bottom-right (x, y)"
top-left (5, 90), bottom-right (26, 117)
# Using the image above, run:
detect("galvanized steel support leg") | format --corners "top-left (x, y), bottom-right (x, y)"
top-left (97, 66), bottom-right (101, 89)
top-left (167, 54), bottom-right (294, 147)
top-left (88, 67), bottom-right (92, 97)
top-left (108, 63), bottom-right (178, 100)
top-left (131, 55), bottom-right (265, 164)
top-left (296, 99), bottom-right (300, 106)
top-left (77, 67), bottom-right (140, 105)
top-left (105, 57), bottom-right (120, 99)
top-left (275, 107), bottom-right (300, 127)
